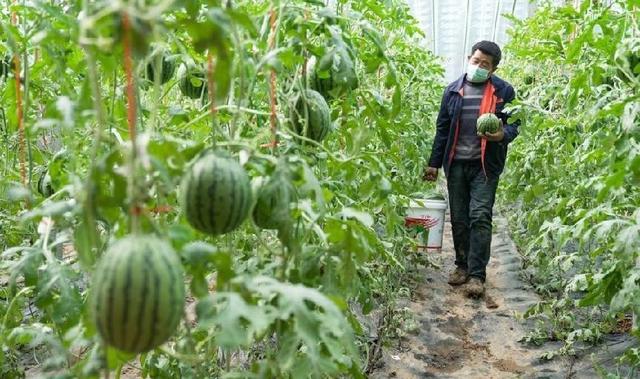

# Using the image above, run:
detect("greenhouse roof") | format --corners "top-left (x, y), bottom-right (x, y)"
top-left (406, 0), bottom-right (570, 83)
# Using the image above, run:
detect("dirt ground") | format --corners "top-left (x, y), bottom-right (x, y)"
top-left (371, 215), bottom-right (636, 379)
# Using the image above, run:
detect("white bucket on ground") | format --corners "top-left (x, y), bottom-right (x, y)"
top-left (405, 198), bottom-right (448, 253)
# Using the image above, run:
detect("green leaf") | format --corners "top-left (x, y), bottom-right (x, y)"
top-left (579, 264), bottom-right (623, 307)
top-left (21, 200), bottom-right (75, 220)
top-left (391, 85), bottom-right (402, 117)
top-left (182, 241), bottom-right (235, 288)
top-left (245, 276), bottom-right (360, 373)
top-left (338, 207), bottom-right (373, 227)
top-left (185, 8), bottom-right (233, 52)
top-left (360, 21), bottom-right (386, 56)
top-left (196, 293), bottom-right (271, 348)
top-left (73, 218), bottom-right (102, 268)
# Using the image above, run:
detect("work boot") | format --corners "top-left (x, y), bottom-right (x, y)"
top-left (465, 277), bottom-right (485, 298)
top-left (447, 267), bottom-right (469, 286)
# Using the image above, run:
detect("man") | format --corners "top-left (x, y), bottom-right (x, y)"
top-left (423, 41), bottom-right (519, 298)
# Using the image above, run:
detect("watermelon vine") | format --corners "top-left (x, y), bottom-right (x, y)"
top-left (500, 0), bottom-right (639, 363)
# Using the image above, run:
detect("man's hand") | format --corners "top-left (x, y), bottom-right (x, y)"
top-left (423, 167), bottom-right (438, 182)
top-left (482, 128), bottom-right (504, 142)
top-left (480, 119), bottom-right (505, 142)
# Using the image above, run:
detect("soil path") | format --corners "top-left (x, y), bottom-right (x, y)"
top-left (372, 215), bottom-right (596, 379)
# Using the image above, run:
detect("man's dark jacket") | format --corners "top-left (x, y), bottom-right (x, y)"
top-left (428, 74), bottom-right (519, 178)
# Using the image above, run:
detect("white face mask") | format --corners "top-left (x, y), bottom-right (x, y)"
top-left (466, 63), bottom-right (490, 83)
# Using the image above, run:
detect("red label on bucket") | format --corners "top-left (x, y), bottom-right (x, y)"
top-left (404, 216), bottom-right (439, 229)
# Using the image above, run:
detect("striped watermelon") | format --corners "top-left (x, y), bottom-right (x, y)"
top-left (252, 169), bottom-right (295, 231)
top-left (91, 235), bottom-right (185, 354)
top-left (1, 56), bottom-right (10, 79)
top-left (476, 113), bottom-right (501, 135)
top-left (290, 89), bottom-right (332, 143)
top-left (145, 51), bottom-right (176, 85)
top-left (1, 55), bottom-right (15, 80)
top-left (311, 46), bottom-right (358, 98)
top-left (178, 64), bottom-right (207, 99)
top-left (37, 170), bottom-right (54, 197)
top-left (180, 150), bottom-right (252, 235)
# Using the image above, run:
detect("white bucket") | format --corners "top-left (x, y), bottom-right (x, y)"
top-left (405, 198), bottom-right (448, 253)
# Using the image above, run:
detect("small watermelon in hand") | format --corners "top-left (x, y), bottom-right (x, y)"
top-left (476, 113), bottom-right (502, 135)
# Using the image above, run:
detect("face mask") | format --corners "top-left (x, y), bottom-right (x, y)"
top-left (466, 63), bottom-right (490, 83)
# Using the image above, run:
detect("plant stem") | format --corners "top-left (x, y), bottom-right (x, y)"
top-left (1, 287), bottom-right (32, 331)
top-left (110, 70), bottom-right (117, 122)
top-left (207, 51), bottom-right (219, 144)
top-left (79, 0), bottom-right (108, 267)
top-left (150, 52), bottom-right (162, 134)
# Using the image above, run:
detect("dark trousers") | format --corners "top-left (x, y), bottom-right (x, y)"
top-left (447, 160), bottom-right (498, 282)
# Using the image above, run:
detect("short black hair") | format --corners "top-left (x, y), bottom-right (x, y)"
top-left (471, 41), bottom-right (502, 67)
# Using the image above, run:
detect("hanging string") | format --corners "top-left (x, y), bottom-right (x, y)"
top-left (121, 12), bottom-right (141, 220)
top-left (11, 1), bottom-right (26, 187)
top-left (122, 13), bottom-right (137, 145)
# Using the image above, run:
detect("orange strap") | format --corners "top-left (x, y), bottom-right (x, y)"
top-left (448, 81), bottom-right (498, 176)
top-left (478, 82), bottom-right (497, 178)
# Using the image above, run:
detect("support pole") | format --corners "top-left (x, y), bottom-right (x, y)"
top-left (462, 0), bottom-right (472, 72)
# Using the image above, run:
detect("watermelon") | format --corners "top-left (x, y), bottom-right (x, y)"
top-left (310, 46), bottom-right (358, 98)
top-left (37, 170), bottom-right (54, 197)
top-left (1, 55), bottom-right (13, 79)
top-left (178, 64), bottom-right (207, 99)
top-left (290, 89), bottom-right (332, 143)
top-left (252, 169), bottom-right (295, 231)
top-left (91, 235), bottom-right (185, 354)
top-left (476, 113), bottom-right (502, 135)
top-left (180, 150), bottom-right (252, 235)
top-left (145, 51), bottom-right (176, 85)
